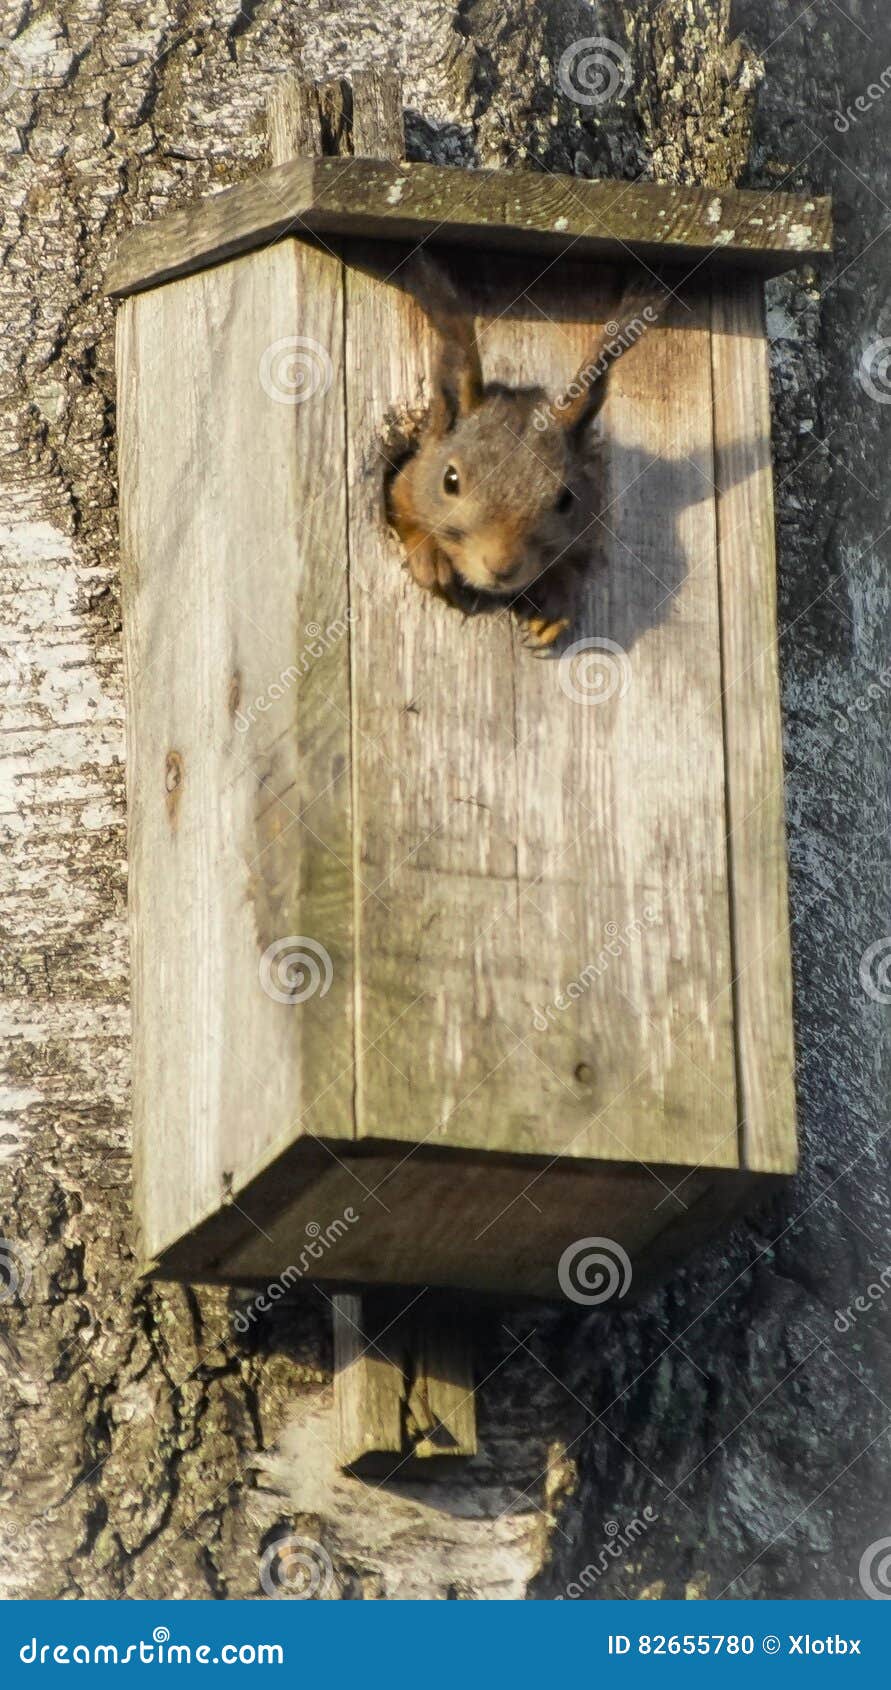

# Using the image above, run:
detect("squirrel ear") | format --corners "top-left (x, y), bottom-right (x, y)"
top-left (551, 365), bottom-right (609, 438)
top-left (550, 280), bottom-right (668, 437)
top-left (407, 252), bottom-right (483, 435)
top-left (430, 323), bottom-right (484, 434)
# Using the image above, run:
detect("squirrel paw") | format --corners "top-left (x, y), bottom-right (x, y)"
top-left (406, 538), bottom-right (455, 597)
top-left (517, 613), bottom-right (570, 650)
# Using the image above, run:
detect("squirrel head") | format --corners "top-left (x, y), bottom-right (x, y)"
top-left (406, 384), bottom-right (595, 595)
top-left (394, 261), bottom-right (617, 598)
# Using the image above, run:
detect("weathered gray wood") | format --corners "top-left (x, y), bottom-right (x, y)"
top-left (351, 67), bottom-right (404, 159)
top-left (105, 157), bottom-right (832, 299)
top-left (333, 1290), bottom-right (476, 1474)
top-left (333, 1292), bottom-right (404, 1473)
top-left (267, 76), bottom-right (351, 163)
top-left (177, 1138), bottom-right (718, 1299)
top-left (118, 239), bottom-right (353, 1273)
top-left (710, 278), bottom-right (798, 1175)
top-left (267, 69), bottom-right (477, 1469)
top-left (347, 260), bottom-right (739, 1170)
top-left (116, 74), bottom-right (797, 1311)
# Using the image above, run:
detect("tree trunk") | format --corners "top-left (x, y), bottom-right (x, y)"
top-left (1, 0), bottom-right (888, 1598)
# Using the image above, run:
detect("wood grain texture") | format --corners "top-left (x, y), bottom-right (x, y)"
top-left (105, 158), bottom-right (832, 299)
top-left (710, 278), bottom-right (798, 1174)
top-left (267, 76), bottom-right (349, 163)
top-left (268, 63), bottom-right (477, 1481)
top-left (119, 240), bottom-right (354, 1272)
top-left (333, 1292), bottom-right (403, 1473)
top-left (351, 67), bottom-right (405, 159)
top-left (333, 1290), bottom-right (476, 1475)
top-left (347, 257), bottom-right (739, 1170)
top-left (191, 1139), bottom-right (716, 1299)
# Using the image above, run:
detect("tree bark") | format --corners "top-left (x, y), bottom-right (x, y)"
top-left (1, 0), bottom-right (888, 1598)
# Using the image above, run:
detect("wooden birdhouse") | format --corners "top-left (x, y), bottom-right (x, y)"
top-left (109, 70), bottom-right (830, 1468)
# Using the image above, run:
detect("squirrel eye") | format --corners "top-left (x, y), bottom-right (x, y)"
top-left (443, 464), bottom-right (460, 496)
top-left (555, 485), bottom-right (575, 514)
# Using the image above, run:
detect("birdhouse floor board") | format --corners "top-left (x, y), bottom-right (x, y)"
top-left (141, 1131), bottom-right (774, 1301)
top-left (105, 156), bottom-right (832, 300)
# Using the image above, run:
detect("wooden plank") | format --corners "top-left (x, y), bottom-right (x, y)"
top-left (119, 238), bottom-right (353, 1273)
top-left (347, 255), bottom-right (739, 1170)
top-left (710, 278), bottom-right (798, 1175)
top-left (267, 67), bottom-right (478, 1469)
top-left (333, 1290), bottom-right (476, 1475)
top-left (351, 67), bottom-right (404, 159)
top-left (177, 1141), bottom-right (719, 1300)
top-left (333, 1292), bottom-right (404, 1474)
top-left (105, 158), bottom-right (832, 299)
top-left (267, 76), bottom-right (350, 163)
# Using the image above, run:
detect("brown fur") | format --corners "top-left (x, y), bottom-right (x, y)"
top-left (389, 257), bottom-right (666, 638)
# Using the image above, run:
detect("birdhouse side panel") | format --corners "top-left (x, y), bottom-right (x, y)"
top-left (710, 277), bottom-right (797, 1175)
top-left (119, 241), bottom-right (354, 1272)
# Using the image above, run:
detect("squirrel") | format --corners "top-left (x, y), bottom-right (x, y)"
top-left (388, 255), bottom-right (666, 647)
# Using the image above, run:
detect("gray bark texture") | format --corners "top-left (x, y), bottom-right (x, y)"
top-left (1, 0), bottom-right (889, 1600)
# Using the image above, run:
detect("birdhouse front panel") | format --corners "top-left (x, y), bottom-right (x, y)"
top-left (111, 160), bottom-right (822, 1299)
top-left (345, 255), bottom-right (738, 1172)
